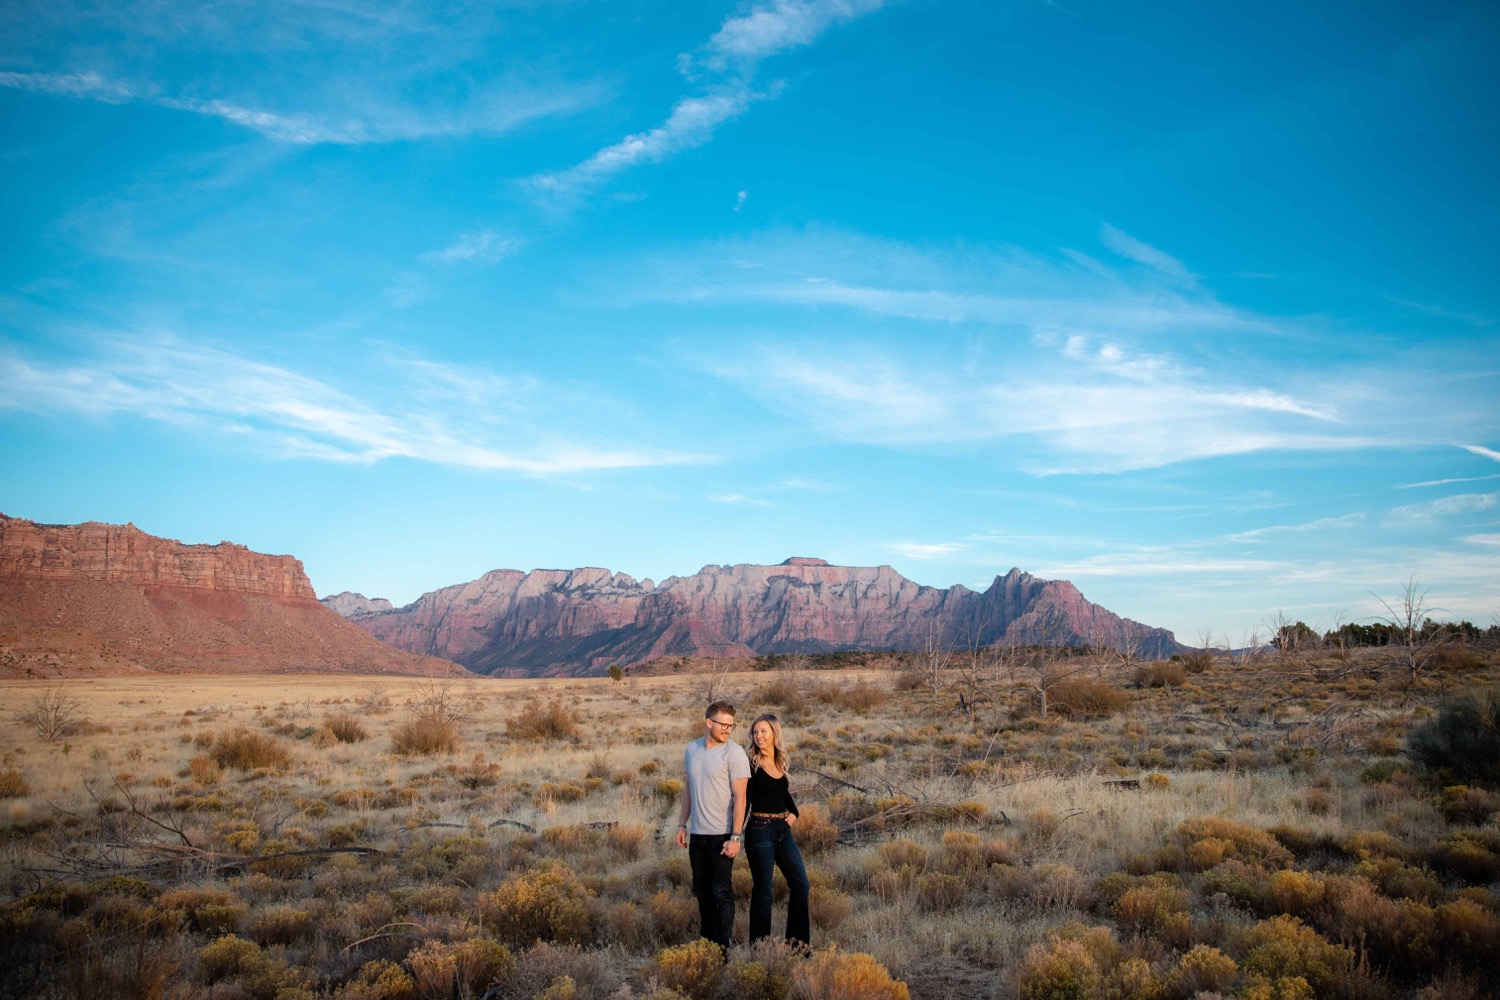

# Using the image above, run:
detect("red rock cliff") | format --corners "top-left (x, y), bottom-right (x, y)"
top-left (0, 513), bottom-right (462, 678)
top-left (1, 515), bottom-right (317, 601)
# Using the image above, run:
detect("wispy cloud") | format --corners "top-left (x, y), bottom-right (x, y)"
top-left (1226, 514), bottom-right (1366, 541)
top-left (692, 0), bottom-right (890, 74)
top-left (533, 0), bottom-right (887, 198)
top-left (1397, 474), bottom-right (1500, 489)
top-left (533, 88), bottom-right (763, 197)
top-left (1, 68), bottom-right (593, 145)
top-left (642, 227), bottom-right (1493, 473)
top-left (0, 337), bottom-right (701, 475)
top-left (711, 493), bottom-right (776, 507)
top-left (422, 231), bottom-right (522, 266)
top-left (0, 70), bottom-right (133, 102)
top-left (1463, 444), bottom-right (1500, 463)
top-left (1099, 223), bottom-right (1195, 284)
top-left (891, 541), bottom-right (966, 560)
top-left (1386, 492), bottom-right (1499, 523)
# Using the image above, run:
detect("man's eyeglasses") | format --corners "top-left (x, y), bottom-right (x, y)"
top-left (708, 718), bottom-right (736, 730)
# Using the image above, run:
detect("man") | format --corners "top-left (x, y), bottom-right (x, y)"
top-left (676, 700), bottom-right (752, 950)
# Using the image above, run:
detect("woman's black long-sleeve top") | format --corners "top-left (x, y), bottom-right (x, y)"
top-left (746, 767), bottom-right (799, 816)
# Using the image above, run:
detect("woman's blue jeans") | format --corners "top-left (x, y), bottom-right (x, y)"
top-left (745, 817), bottom-right (810, 945)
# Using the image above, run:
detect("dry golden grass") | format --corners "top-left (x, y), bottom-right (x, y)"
top-left (0, 649), bottom-right (1496, 999)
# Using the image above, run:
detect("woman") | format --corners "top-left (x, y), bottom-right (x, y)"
top-left (743, 713), bottom-right (811, 947)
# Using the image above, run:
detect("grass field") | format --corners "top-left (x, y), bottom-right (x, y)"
top-left (1, 648), bottom-right (1497, 999)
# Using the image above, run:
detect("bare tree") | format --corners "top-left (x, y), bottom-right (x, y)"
top-left (21, 686), bottom-right (84, 743)
top-left (1373, 576), bottom-right (1450, 684)
top-left (953, 624), bottom-right (996, 724)
top-left (912, 622), bottom-right (954, 695)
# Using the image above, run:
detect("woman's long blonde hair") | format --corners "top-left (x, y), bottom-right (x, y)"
top-left (747, 713), bottom-right (789, 773)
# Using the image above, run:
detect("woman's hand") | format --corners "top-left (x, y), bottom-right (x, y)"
top-left (786, 814), bottom-right (797, 826)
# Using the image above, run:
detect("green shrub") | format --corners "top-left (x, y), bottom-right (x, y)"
top-left (1405, 688), bottom-right (1500, 789)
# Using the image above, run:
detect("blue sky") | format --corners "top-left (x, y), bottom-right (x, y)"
top-left (2, 0), bottom-right (1497, 646)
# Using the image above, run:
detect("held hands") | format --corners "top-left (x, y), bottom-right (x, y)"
top-left (721, 838), bottom-right (741, 858)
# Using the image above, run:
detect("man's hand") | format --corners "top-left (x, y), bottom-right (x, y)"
top-left (676, 826), bottom-right (688, 849)
top-left (721, 839), bottom-right (741, 858)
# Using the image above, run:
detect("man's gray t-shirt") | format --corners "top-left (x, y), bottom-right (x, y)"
top-left (684, 736), bottom-right (752, 835)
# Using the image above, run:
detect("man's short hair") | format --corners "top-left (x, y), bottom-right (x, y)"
top-left (705, 700), bottom-right (736, 719)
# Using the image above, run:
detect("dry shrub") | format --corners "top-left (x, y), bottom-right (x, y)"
top-left (1106, 958), bottom-right (1166, 1000)
top-left (1172, 945), bottom-right (1238, 996)
top-left (1015, 938), bottom-right (1102, 1000)
top-left (1435, 785), bottom-right (1500, 825)
top-left (0, 769), bottom-right (29, 798)
top-left (1430, 831), bottom-right (1500, 883)
top-left (1436, 898), bottom-right (1500, 962)
top-left (1113, 880), bottom-right (1192, 947)
top-left (1172, 816), bottom-right (1292, 871)
top-left (877, 839), bottom-right (928, 872)
top-left (915, 871), bottom-right (965, 910)
top-left (508, 699), bottom-right (582, 742)
top-left (1135, 661), bottom-right (1186, 688)
top-left (820, 679), bottom-right (888, 713)
top-left (339, 959), bottom-right (417, 1000)
top-left (406, 938), bottom-right (515, 1000)
top-left (726, 941), bottom-right (795, 1000)
top-left (809, 885), bottom-right (853, 931)
top-left (1266, 870), bottom-right (1325, 917)
top-left (156, 888), bottom-right (246, 935)
top-left (1049, 677), bottom-right (1129, 718)
top-left (210, 728), bottom-right (293, 772)
top-left (323, 714), bottom-right (369, 744)
top-left (1242, 915), bottom-right (1353, 997)
top-left (755, 675), bottom-right (808, 714)
top-left (648, 888), bottom-right (698, 943)
top-left (247, 904), bottom-right (315, 945)
top-left (479, 863), bottom-right (596, 947)
top-left (607, 823), bottom-right (648, 859)
top-left (456, 755), bottom-right (503, 790)
top-left (792, 804), bottom-right (839, 855)
top-left (391, 716), bottom-right (460, 756)
top-left (186, 755), bottom-right (223, 786)
top-left (790, 948), bottom-right (910, 1000)
top-left (651, 938), bottom-right (724, 1000)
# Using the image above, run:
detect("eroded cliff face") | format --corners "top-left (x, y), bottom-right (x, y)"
top-left (0, 514), bottom-right (462, 678)
top-left (333, 556), bottom-right (1181, 676)
top-left (0, 515), bottom-right (317, 600)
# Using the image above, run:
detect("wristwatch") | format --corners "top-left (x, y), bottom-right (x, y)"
top-left (730, 834), bottom-right (743, 843)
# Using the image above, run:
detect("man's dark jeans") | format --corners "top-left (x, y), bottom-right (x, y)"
top-left (688, 833), bottom-right (736, 949)
top-left (745, 817), bottom-right (810, 945)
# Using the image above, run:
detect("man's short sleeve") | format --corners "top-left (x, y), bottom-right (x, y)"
top-left (729, 742), bottom-right (751, 781)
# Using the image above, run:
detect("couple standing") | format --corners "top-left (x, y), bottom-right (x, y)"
top-left (674, 700), bottom-right (810, 951)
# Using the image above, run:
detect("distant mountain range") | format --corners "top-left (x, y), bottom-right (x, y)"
top-left (0, 513), bottom-right (460, 678)
top-left (326, 557), bottom-right (1183, 677)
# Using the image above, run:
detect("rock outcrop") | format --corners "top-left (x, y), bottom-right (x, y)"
top-left (333, 556), bottom-right (1181, 677)
top-left (0, 514), bottom-right (462, 678)
top-left (322, 592), bottom-right (395, 617)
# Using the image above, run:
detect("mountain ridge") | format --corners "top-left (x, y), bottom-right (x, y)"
top-left (329, 558), bottom-right (1182, 677)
